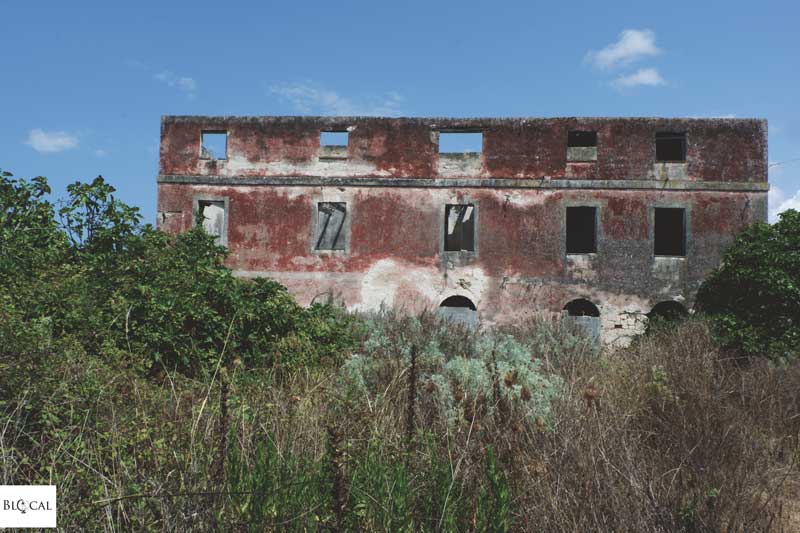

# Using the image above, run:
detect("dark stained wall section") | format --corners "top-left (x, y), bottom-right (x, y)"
top-left (159, 116), bottom-right (767, 182)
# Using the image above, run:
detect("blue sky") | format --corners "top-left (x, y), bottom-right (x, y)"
top-left (2, 0), bottom-right (798, 223)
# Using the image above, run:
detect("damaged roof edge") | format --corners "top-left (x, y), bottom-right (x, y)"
top-left (161, 115), bottom-right (767, 126)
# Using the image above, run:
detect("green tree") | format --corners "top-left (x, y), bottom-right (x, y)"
top-left (696, 209), bottom-right (800, 360)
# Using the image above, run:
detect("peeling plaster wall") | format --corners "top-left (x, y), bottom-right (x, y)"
top-left (157, 116), bottom-right (768, 345)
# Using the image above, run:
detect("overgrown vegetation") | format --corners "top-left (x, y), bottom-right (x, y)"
top-left (2, 171), bottom-right (799, 530)
top-left (0, 170), bottom-right (359, 374)
top-left (697, 208), bottom-right (800, 361)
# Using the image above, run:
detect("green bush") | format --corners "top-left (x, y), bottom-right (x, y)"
top-left (0, 170), bottom-right (358, 375)
top-left (696, 209), bottom-right (800, 360)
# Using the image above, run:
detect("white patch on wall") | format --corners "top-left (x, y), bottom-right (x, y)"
top-left (201, 201), bottom-right (225, 243)
top-left (355, 259), bottom-right (489, 313)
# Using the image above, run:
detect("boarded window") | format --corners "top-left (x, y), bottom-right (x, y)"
top-left (439, 132), bottom-right (483, 153)
top-left (655, 132), bottom-right (686, 162)
top-left (198, 200), bottom-right (225, 245)
top-left (315, 202), bottom-right (347, 250)
top-left (201, 131), bottom-right (227, 160)
top-left (654, 207), bottom-right (686, 256)
top-left (444, 204), bottom-right (475, 252)
top-left (566, 206), bottom-right (597, 253)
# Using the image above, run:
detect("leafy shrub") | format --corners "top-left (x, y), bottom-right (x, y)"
top-left (696, 209), bottom-right (800, 360)
top-left (0, 170), bottom-right (359, 374)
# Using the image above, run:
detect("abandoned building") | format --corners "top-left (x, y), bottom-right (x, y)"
top-left (156, 116), bottom-right (768, 344)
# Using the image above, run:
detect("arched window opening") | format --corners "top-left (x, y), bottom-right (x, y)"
top-left (564, 298), bottom-right (600, 318)
top-left (647, 301), bottom-right (688, 322)
top-left (440, 295), bottom-right (477, 311)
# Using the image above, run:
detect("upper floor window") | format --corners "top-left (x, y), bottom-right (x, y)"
top-left (438, 131), bottom-right (483, 154)
top-left (319, 130), bottom-right (349, 161)
top-left (655, 132), bottom-right (686, 162)
top-left (444, 204), bottom-right (475, 252)
top-left (654, 207), bottom-right (686, 256)
top-left (566, 206), bottom-right (597, 253)
top-left (315, 202), bottom-right (347, 251)
top-left (567, 131), bottom-right (598, 162)
top-left (201, 131), bottom-right (227, 160)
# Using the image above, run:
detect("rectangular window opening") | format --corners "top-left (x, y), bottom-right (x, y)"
top-left (567, 130), bottom-right (598, 162)
top-left (316, 202), bottom-right (347, 251)
top-left (201, 131), bottom-right (227, 160)
top-left (566, 206), bottom-right (597, 254)
top-left (321, 131), bottom-right (349, 147)
top-left (439, 132), bottom-right (483, 154)
top-left (654, 207), bottom-right (686, 256)
top-left (656, 132), bottom-right (686, 162)
top-left (198, 200), bottom-right (225, 245)
top-left (444, 204), bottom-right (476, 252)
top-left (568, 131), bottom-right (597, 148)
top-left (319, 131), bottom-right (349, 161)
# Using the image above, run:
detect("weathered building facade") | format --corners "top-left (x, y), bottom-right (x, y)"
top-left (157, 116), bottom-right (768, 344)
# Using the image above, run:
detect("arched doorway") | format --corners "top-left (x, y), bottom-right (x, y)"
top-left (438, 295), bottom-right (477, 328)
top-left (647, 301), bottom-right (688, 322)
top-left (563, 298), bottom-right (601, 339)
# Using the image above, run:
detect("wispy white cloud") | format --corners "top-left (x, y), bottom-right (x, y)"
top-left (611, 68), bottom-right (666, 89)
top-left (768, 184), bottom-right (800, 222)
top-left (25, 129), bottom-right (79, 154)
top-left (94, 149), bottom-right (108, 158)
top-left (586, 29), bottom-right (661, 70)
top-left (270, 82), bottom-right (404, 116)
top-left (767, 161), bottom-right (800, 223)
top-left (154, 71), bottom-right (197, 96)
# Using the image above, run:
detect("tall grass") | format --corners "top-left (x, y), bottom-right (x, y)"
top-left (1, 312), bottom-right (798, 531)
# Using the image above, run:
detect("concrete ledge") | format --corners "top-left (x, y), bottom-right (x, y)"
top-left (158, 174), bottom-right (769, 193)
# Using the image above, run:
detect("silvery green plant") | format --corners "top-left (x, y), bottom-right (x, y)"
top-left (341, 312), bottom-right (563, 427)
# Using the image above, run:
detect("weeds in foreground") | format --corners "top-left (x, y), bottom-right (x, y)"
top-left (1, 314), bottom-right (798, 531)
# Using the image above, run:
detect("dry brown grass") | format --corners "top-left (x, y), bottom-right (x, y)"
top-left (1, 316), bottom-right (798, 531)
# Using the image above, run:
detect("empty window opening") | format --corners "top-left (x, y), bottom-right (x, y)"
top-left (647, 301), bottom-right (688, 322)
top-left (444, 204), bottom-right (476, 252)
top-left (321, 131), bottom-right (349, 147)
top-left (439, 132), bottom-right (483, 154)
top-left (654, 207), bottom-right (686, 256)
top-left (566, 206), bottom-right (597, 254)
top-left (568, 131), bottom-right (597, 148)
top-left (656, 132), bottom-right (686, 162)
top-left (567, 130), bottom-right (598, 162)
top-left (319, 131), bottom-right (349, 160)
top-left (198, 200), bottom-right (225, 245)
top-left (564, 299), bottom-right (600, 318)
top-left (201, 131), bottom-right (227, 160)
top-left (315, 202), bottom-right (347, 251)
